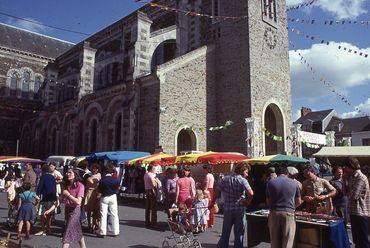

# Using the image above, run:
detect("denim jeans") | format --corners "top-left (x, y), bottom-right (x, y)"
top-left (217, 209), bottom-right (246, 248)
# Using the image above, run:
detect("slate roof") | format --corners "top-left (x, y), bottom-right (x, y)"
top-left (294, 109), bottom-right (334, 124)
top-left (339, 116), bottom-right (370, 134)
top-left (0, 23), bottom-right (74, 58)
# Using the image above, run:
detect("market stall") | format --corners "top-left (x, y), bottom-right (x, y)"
top-left (246, 210), bottom-right (350, 248)
top-left (313, 146), bottom-right (370, 166)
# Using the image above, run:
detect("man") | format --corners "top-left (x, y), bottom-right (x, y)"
top-left (97, 164), bottom-right (120, 238)
top-left (302, 166), bottom-right (336, 214)
top-left (266, 166), bottom-right (302, 248)
top-left (35, 164), bottom-right (57, 235)
top-left (144, 165), bottom-right (157, 227)
top-left (23, 163), bottom-right (37, 192)
top-left (212, 162), bottom-right (254, 248)
top-left (330, 166), bottom-right (348, 224)
top-left (49, 163), bottom-right (63, 196)
top-left (343, 157), bottom-right (369, 248)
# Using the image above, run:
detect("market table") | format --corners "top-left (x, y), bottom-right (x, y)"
top-left (246, 211), bottom-right (350, 248)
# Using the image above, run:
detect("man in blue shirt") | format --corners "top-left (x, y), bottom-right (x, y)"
top-left (266, 166), bottom-right (302, 248)
top-left (212, 163), bottom-right (254, 248)
top-left (97, 164), bottom-right (120, 238)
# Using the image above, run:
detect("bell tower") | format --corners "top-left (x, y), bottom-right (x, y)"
top-left (210, 0), bottom-right (292, 155)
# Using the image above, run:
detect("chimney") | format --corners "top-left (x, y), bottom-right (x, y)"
top-left (301, 107), bottom-right (312, 117)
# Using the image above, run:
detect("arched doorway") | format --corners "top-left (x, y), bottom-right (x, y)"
top-left (151, 39), bottom-right (177, 71)
top-left (177, 129), bottom-right (197, 155)
top-left (264, 104), bottom-right (285, 155)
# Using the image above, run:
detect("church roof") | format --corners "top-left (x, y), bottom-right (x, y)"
top-left (294, 109), bottom-right (334, 124)
top-left (0, 23), bottom-right (74, 59)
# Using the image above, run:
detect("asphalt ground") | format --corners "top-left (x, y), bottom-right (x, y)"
top-left (0, 192), bottom-right (270, 248)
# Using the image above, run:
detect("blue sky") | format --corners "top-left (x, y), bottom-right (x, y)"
top-left (0, 0), bottom-right (369, 120)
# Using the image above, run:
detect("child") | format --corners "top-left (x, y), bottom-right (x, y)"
top-left (177, 204), bottom-right (192, 232)
top-left (5, 174), bottom-right (16, 208)
top-left (17, 182), bottom-right (40, 241)
top-left (193, 190), bottom-right (209, 232)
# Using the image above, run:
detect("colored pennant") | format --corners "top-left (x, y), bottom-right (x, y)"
top-left (290, 28), bottom-right (368, 58)
top-left (290, 41), bottom-right (367, 116)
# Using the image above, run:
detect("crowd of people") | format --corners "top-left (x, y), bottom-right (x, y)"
top-left (0, 162), bottom-right (120, 247)
top-left (0, 156), bottom-right (369, 248)
top-left (144, 165), bottom-right (215, 233)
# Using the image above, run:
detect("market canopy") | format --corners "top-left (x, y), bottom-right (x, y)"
top-left (313, 146), bottom-right (370, 157)
top-left (90, 151), bottom-right (150, 163)
top-left (0, 157), bottom-right (44, 164)
top-left (196, 152), bottom-right (249, 165)
top-left (244, 154), bottom-right (310, 165)
top-left (126, 153), bottom-right (172, 166)
top-left (174, 151), bottom-right (214, 165)
top-left (313, 146), bottom-right (370, 166)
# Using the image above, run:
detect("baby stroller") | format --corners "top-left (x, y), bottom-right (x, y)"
top-left (162, 208), bottom-right (203, 248)
top-left (7, 203), bottom-right (18, 229)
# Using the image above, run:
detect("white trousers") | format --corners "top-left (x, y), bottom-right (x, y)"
top-left (99, 194), bottom-right (120, 235)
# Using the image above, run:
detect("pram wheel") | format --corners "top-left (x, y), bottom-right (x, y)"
top-left (7, 206), bottom-right (18, 229)
top-left (191, 240), bottom-right (202, 248)
top-left (162, 240), bottom-right (170, 248)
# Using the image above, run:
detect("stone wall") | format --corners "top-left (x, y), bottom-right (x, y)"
top-left (137, 75), bottom-right (160, 153)
top-left (156, 46), bottom-right (215, 155)
top-left (212, 0), bottom-right (251, 153)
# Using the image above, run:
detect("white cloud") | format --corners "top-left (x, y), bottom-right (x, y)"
top-left (316, 0), bottom-right (367, 19)
top-left (6, 17), bottom-right (48, 34)
top-left (289, 42), bottom-right (370, 103)
top-left (286, 0), bottom-right (367, 19)
top-left (341, 98), bottom-right (370, 118)
top-left (286, 0), bottom-right (306, 6)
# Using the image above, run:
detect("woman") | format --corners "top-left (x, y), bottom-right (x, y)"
top-left (165, 168), bottom-right (178, 217)
top-left (203, 165), bottom-right (215, 227)
top-left (60, 168), bottom-right (86, 248)
top-left (176, 169), bottom-right (194, 208)
top-left (84, 164), bottom-right (101, 232)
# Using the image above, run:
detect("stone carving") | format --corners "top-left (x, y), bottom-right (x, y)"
top-left (263, 26), bottom-right (278, 49)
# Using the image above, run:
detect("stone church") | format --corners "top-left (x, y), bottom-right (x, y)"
top-left (13, 0), bottom-right (291, 158)
top-left (0, 23), bottom-right (73, 155)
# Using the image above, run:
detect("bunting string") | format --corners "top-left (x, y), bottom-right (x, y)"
top-left (134, 0), bottom-right (248, 21)
top-left (290, 42), bottom-right (367, 116)
top-left (289, 28), bottom-right (369, 58)
top-left (263, 127), bottom-right (322, 148)
top-left (288, 18), bottom-right (370, 26)
top-left (286, 0), bottom-right (318, 12)
top-left (209, 120), bottom-right (235, 131)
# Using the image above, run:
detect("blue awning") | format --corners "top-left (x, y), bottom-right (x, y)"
top-left (90, 151), bottom-right (150, 163)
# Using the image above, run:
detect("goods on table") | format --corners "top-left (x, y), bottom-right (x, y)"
top-left (252, 210), bottom-right (339, 224)
top-left (295, 211), bottom-right (339, 223)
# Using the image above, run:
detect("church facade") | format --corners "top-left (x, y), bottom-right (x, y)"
top-left (0, 23), bottom-right (73, 155)
top-left (17, 0), bottom-right (292, 158)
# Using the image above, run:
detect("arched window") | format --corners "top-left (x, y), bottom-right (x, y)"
top-left (10, 72), bottom-right (18, 96)
top-left (52, 128), bottom-right (57, 154)
top-left (114, 114), bottom-right (122, 150)
top-left (90, 120), bottom-right (97, 152)
top-left (22, 71), bottom-right (30, 98)
top-left (22, 71), bottom-right (30, 92)
top-left (34, 75), bottom-right (42, 93)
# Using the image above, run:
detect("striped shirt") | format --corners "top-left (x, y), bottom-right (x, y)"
top-left (347, 170), bottom-right (370, 217)
top-left (217, 174), bottom-right (251, 211)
